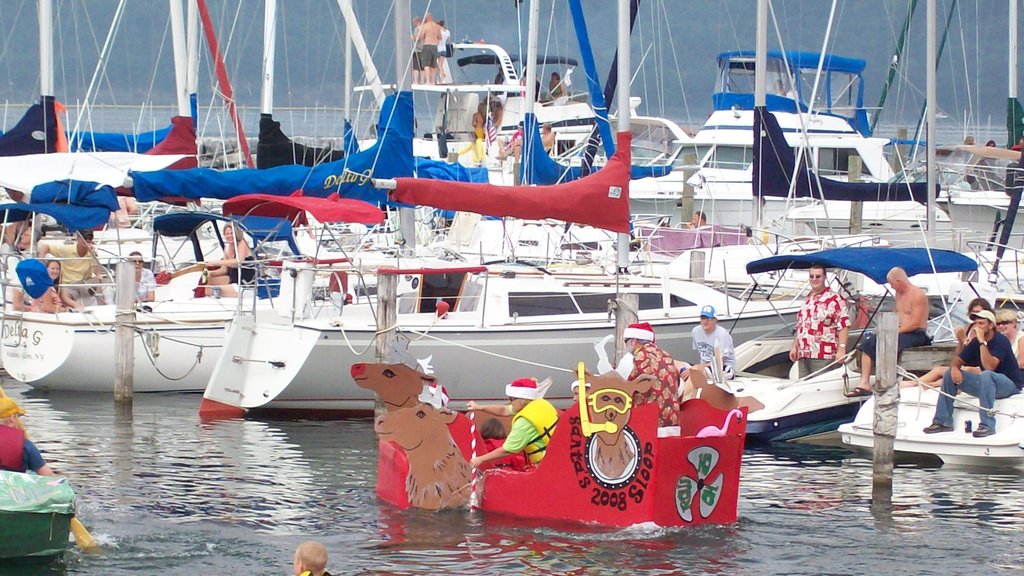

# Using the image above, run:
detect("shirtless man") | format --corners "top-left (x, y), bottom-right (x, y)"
top-left (411, 17), bottom-right (423, 84)
top-left (416, 14), bottom-right (442, 85)
top-left (846, 266), bottom-right (931, 396)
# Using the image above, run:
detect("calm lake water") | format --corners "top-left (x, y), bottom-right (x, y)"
top-left (2, 380), bottom-right (1023, 576)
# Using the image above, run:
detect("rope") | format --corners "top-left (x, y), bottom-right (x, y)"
top-left (895, 365), bottom-right (1024, 420)
top-left (468, 411), bottom-right (479, 510)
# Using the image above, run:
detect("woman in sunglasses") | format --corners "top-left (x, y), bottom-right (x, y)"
top-left (901, 297), bottom-right (993, 387)
top-left (994, 309), bottom-right (1024, 370)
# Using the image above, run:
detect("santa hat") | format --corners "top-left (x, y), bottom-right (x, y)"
top-left (505, 377), bottom-right (541, 400)
top-left (418, 383), bottom-right (450, 408)
top-left (623, 322), bottom-right (655, 343)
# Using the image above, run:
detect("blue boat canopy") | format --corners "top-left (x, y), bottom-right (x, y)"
top-left (716, 50), bottom-right (865, 74)
top-left (746, 247), bottom-right (977, 285)
top-left (153, 212), bottom-right (300, 257)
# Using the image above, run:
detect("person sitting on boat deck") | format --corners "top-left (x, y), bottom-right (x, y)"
top-left (467, 378), bottom-right (558, 469)
top-left (478, 417), bottom-right (528, 470)
top-left (846, 266), bottom-right (930, 397)
top-left (548, 72), bottom-right (566, 100)
top-left (112, 196), bottom-right (138, 228)
top-left (499, 121), bottom-right (524, 161)
top-left (203, 223), bottom-right (255, 298)
top-left (623, 322), bottom-right (681, 427)
top-left (37, 229), bottom-right (107, 306)
top-left (0, 398), bottom-right (55, 476)
top-left (129, 251), bottom-right (157, 303)
top-left (994, 308), bottom-right (1024, 370)
top-left (681, 305), bottom-right (736, 389)
top-left (686, 210), bottom-right (708, 229)
top-left (293, 540), bottom-right (332, 576)
top-left (26, 259), bottom-right (66, 313)
top-left (901, 297), bottom-right (992, 388)
top-left (923, 309), bottom-right (1024, 438)
top-left (541, 123), bottom-right (556, 155)
top-left (790, 264), bottom-right (850, 379)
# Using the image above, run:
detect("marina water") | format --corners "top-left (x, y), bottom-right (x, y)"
top-left (1, 381), bottom-right (1022, 575)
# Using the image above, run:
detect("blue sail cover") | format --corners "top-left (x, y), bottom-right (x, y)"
top-left (0, 202), bottom-right (110, 232)
top-left (0, 96), bottom-right (60, 157)
top-left (567, 0), bottom-right (614, 162)
top-left (132, 92), bottom-right (416, 206)
top-left (414, 157), bottom-right (489, 183)
top-left (30, 180), bottom-right (121, 211)
top-left (752, 107), bottom-right (934, 202)
top-left (71, 124), bottom-right (172, 153)
top-left (746, 247), bottom-right (977, 285)
top-left (520, 113), bottom-right (670, 185)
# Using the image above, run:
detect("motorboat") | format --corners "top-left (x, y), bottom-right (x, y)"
top-left (839, 388), bottom-right (1024, 469)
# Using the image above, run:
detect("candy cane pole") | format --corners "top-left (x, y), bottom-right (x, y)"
top-left (468, 410), bottom-right (479, 510)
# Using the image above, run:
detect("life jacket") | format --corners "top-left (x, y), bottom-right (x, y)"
top-left (481, 437), bottom-right (529, 470)
top-left (510, 399), bottom-right (559, 465)
top-left (0, 425), bottom-right (26, 472)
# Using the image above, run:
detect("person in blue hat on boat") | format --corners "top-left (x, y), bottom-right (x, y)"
top-left (689, 305), bottom-right (736, 381)
top-left (0, 398), bottom-right (54, 476)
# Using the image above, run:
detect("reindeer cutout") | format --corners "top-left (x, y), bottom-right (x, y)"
top-left (578, 369), bottom-right (656, 489)
top-left (374, 403), bottom-right (472, 510)
top-left (351, 362), bottom-right (440, 411)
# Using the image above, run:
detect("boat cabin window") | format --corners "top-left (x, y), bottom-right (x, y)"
top-left (679, 144), bottom-right (711, 169)
top-left (509, 291), bottom-right (696, 317)
top-left (706, 145), bottom-right (753, 170)
top-left (631, 124), bottom-right (676, 165)
top-left (399, 271), bottom-right (470, 314)
top-left (816, 147), bottom-right (864, 177)
top-left (718, 57), bottom-right (790, 99)
top-left (798, 68), bottom-right (861, 117)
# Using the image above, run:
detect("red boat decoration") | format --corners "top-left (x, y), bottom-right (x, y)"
top-left (365, 361), bottom-right (747, 527)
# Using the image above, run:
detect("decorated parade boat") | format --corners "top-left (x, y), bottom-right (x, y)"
top-left (0, 470), bottom-right (76, 559)
top-left (366, 361), bottom-right (747, 527)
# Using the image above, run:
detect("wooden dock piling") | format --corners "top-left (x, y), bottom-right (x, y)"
top-left (114, 260), bottom-right (136, 407)
top-left (613, 293), bottom-right (639, 366)
top-left (374, 272), bottom-right (398, 418)
top-left (872, 312), bottom-right (899, 502)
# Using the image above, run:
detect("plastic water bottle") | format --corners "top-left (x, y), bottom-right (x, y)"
top-left (964, 420), bottom-right (973, 433)
top-left (213, 287), bottom-right (221, 299)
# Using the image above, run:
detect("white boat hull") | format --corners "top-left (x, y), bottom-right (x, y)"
top-left (838, 388), bottom-right (1024, 469)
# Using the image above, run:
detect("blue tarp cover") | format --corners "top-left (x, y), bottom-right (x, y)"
top-left (746, 247), bottom-right (977, 285)
top-left (132, 92), bottom-right (416, 206)
top-left (717, 50), bottom-right (866, 74)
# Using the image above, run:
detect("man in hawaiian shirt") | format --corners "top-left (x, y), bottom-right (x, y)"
top-left (624, 322), bottom-right (680, 427)
top-left (789, 264), bottom-right (850, 378)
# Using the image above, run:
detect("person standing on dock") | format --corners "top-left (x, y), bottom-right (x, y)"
top-left (923, 309), bottom-right (1023, 438)
top-left (0, 398), bottom-right (55, 476)
top-left (623, 322), bottom-right (680, 427)
top-left (789, 264), bottom-right (850, 378)
top-left (846, 266), bottom-right (930, 397)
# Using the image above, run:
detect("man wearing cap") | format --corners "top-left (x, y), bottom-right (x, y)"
top-left (690, 305), bottom-right (736, 380)
top-left (923, 309), bottom-right (1023, 438)
top-left (790, 264), bottom-right (850, 379)
top-left (468, 378), bottom-right (559, 469)
top-left (623, 322), bottom-right (680, 427)
top-left (0, 398), bottom-right (55, 476)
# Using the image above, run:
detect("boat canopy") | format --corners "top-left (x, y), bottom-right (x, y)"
top-left (752, 107), bottom-right (933, 202)
top-left (746, 247), bottom-right (977, 285)
top-left (152, 212), bottom-right (301, 257)
top-left (391, 131), bottom-right (632, 233)
top-left (222, 193), bottom-right (384, 225)
top-left (714, 50), bottom-right (869, 136)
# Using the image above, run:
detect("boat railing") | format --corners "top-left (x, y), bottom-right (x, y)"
top-left (964, 239), bottom-right (1024, 291)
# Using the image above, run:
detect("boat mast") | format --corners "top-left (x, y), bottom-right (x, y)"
top-left (1009, 0), bottom-right (1023, 147)
top-left (38, 0), bottom-right (53, 98)
top-left (337, 0), bottom-right (386, 109)
top-left (344, 10), bottom-right (352, 123)
top-left (926, 0), bottom-right (937, 241)
top-left (260, 0), bottom-right (276, 116)
top-left (169, 0), bottom-right (191, 118)
top-left (394, 0), bottom-right (416, 254)
top-left (615, 0), bottom-right (631, 271)
top-left (520, 0), bottom-right (541, 186)
top-left (187, 0), bottom-right (200, 123)
top-left (752, 0), bottom-right (767, 231)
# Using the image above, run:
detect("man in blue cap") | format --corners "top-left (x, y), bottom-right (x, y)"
top-left (690, 305), bottom-right (736, 381)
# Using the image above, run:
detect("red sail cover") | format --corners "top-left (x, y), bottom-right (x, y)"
top-left (145, 116), bottom-right (198, 169)
top-left (391, 131), bottom-right (633, 234)
top-left (222, 192), bottom-right (385, 225)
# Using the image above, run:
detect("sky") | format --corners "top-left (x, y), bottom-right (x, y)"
top-left (0, 0), bottom-right (1019, 141)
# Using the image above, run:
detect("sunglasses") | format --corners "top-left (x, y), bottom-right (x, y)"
top-left (808, 274), bottom-right (824, 279)
top-left (998, 321), bottom-right (1014, 326)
